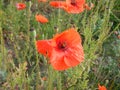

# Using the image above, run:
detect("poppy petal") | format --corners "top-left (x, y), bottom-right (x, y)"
top-left (36, 40), bottom-right (52, 57)
top-left (63, 5), bottom-right (84, 13)
top-left (16, 3), bottom-right (26, 10)
top-left (65, 0), bottom-right (85, 13)
top-left (35, 14), bottom-right (48, 23)
top-left (53, 28), bottom-right (82, 47)
top-left (50, 1), bottom-right (67, 8)
top-left (50, 49), bottom-right (69, 71)
top-left (76, 0), bottom-right (85, 5)
top-left (64, 44), bottom-right (84, 66)
top-left (98, 84), bottom-right (107, 90)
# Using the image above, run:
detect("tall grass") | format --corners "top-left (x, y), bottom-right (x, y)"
top-left (0, 0), bottom-right (119, 90)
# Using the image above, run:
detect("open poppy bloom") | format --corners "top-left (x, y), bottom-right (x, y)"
top-left (36, 28), bottom-right (84, 71)
top-left (35, 14), bottom-right (48, 23)
top-left (98, 84), bottom-right (107, 90)
top-left (50, 0), bottom-right (93, 13)
top-left (16, 3), bottom-right (26, 10)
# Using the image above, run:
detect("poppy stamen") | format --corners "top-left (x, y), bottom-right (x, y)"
top-left (58, 42), bottom-right (67, 50)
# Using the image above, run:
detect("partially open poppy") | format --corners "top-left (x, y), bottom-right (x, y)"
top-left (50, 0), bottom-right (93, 13)
top-left (35, 14), bottom-right (48, 23)
top-left (98, 84), bottom-right (107, 90)
top-left (36, 28), bottom-right (84, 71)
top-left (16, 3), bottom-right (26, 10)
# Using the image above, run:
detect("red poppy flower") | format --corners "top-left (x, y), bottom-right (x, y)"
top-left (35, 14), bottom-right (48, 23)
top-left (50, 0), bottom-right (93, 13)
top-left (16, 3), bottom-right (26, 10)
top-left (36, 28), bottom-right (84, 71)
top-left (98, 84), bottom-right (107, 90)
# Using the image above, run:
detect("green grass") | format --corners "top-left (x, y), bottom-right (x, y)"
top-left (0, 0), bottom-right (120, 90)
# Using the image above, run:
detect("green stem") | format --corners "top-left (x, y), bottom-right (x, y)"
top-left (57, 9), bottom-right (62, 33)
top-left (57, 71), bottom-right (62, 90)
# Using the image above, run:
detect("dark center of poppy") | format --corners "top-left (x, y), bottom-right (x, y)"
top-left (71, 0), bottom-right (76, 6)
top-left (58, 42), bottom-right (67, 50)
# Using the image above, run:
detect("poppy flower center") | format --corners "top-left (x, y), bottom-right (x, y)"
top-left (71, 0), bottom-right (76, 6)
top-left (58, 42), bottom-right (67, 50)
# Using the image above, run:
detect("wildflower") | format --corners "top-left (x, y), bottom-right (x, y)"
top-left (38, 0), bottom-right (47, 2)
top-left (16, 3), bottom-right (26, 10)
top-left (50, 0), bottom-right (93, 13)
top-left (35, 14), bottom-right (48, 23)
top-left (36, 28), bottom-right (84, 70)
top-left (98, 84), bottom-right (107, 90)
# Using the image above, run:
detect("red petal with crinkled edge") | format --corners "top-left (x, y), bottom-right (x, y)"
top-left (64, 44), bottom-right (84, 67)
top-left (53, 28), bottom-right (82, 47)
top-left (50, 49), bottom-right (69, 71)
top-left (50, 43), bottom-right (84, 70)
top-left (63, 5), bottom-right (84, 13)
top-left (65, 0), bottom-right (85, 13)
top-left (36, 40), bottom-right (52, 58)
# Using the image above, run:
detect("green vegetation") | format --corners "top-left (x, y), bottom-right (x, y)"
top-left (0, 0), bottom-right (120, 90)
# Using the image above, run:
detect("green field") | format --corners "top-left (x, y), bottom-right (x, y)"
top-left (0, 0), bottom-right (120, 90)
